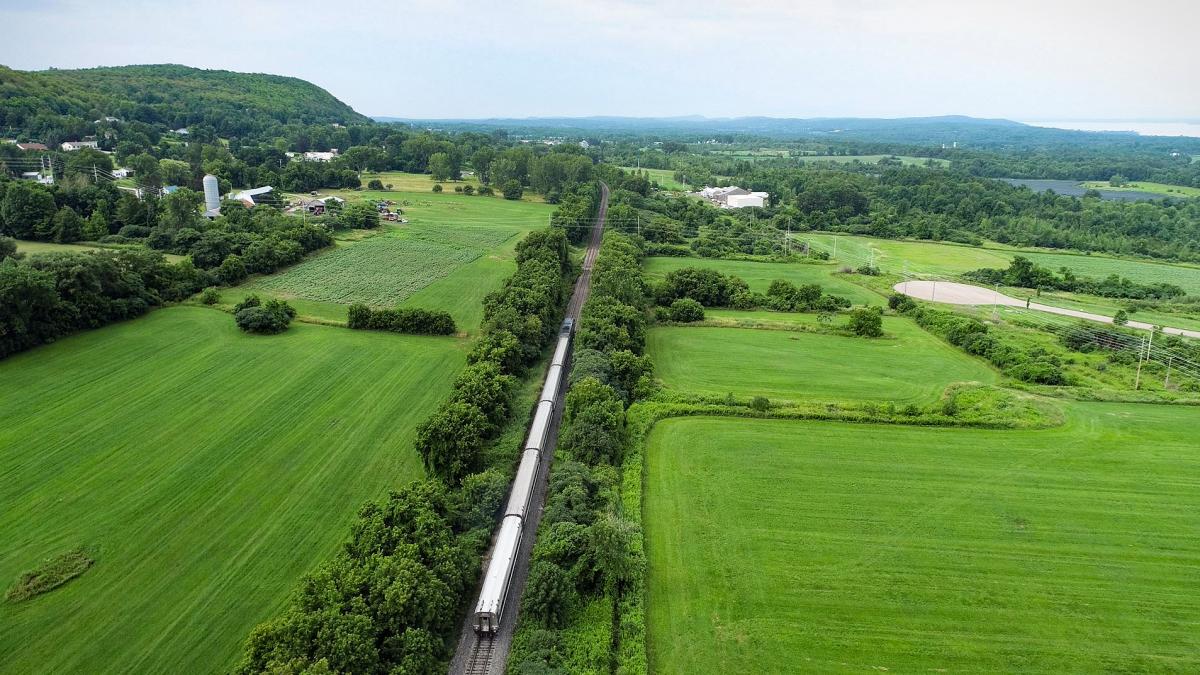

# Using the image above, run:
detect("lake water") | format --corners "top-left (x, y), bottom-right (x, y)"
top-left (1024, 120), bottom-right (1200, 138)
top-left (1001, 179), bottom-right (1166, 202)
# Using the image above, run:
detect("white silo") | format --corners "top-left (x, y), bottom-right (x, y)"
top-left (202, 174), bottom-right (220, 212)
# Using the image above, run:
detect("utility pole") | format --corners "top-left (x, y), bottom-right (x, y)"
top-left (992, 284), bottom-right (1000, 321)
top-left (1134, 333), bottom-right (1149, 390)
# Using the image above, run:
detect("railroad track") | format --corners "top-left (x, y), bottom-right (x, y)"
top-left (447, 181), bottom-right (608, 675)
top-left (464, 634), bottom-right (496, 675)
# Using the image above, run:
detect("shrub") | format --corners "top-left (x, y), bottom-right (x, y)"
top-left (463, 185), bottom-right (474, 195)
top-left (888, 293), bottom-right (916, 312)
top-left (668, 297), bottom-right (704, 322)
top-left (200, 287), bottom-right (220, 305)
top-left (235, 298), bottom-right (295, 334)
top-left (367, 179), bottom-right (384, 190)
top-left (346, 303), bottom-right (457, 335)
top-left (477, 185), bottom-right (494, 196)
top-left (524, 561), bottom-right (575, 627)
top-left (750, 396), bottom-right (770, 412)
top-left (848, 306), bottom-right (884, 337)
top-left (502, 180), bottom-right (524, 200)
top-left (432, 183), bottom-right (443, 193)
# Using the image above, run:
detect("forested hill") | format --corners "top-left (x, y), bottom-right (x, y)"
top-left (0, 64), bottom-right (369, 142)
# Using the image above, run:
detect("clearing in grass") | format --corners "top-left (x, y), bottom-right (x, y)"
top-left (643, 256), bottom-right (883, 306)
top-left (0, 306), bottom-right (463, 674)
top-left (646, 317), bottom-right (996, 403)
top-left (645, 406), bottom-right (1200, 673)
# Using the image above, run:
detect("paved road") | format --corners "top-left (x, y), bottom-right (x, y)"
top-left (896, 280), bottom-right (1200, 339)
top-left (448, 182), bottom-right (609, 675)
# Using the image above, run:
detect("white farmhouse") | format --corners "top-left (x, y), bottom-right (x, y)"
top-left (61, 140), bottom-right (100, 151)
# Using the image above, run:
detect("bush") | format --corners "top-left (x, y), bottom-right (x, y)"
top-left (848, 306), bottom-right (884, 337)
top-left (524, 561), bottom-right (575, 627)
top-left (749, 396), bottom-right (770, 412)
top-left (235, 298), bottom-right (295, 334)
top-left (367, 179), bottom-right (384, 190)
top-left (200, 287), bottom-right (220, 305)
top-left (346, 303), bottom-right (457, 335)
top-left (117, 224), bottom-right (151, 239)
top-left (477, 185), bottom-right (494, 196)
top-left (888, 293), bottom-right (916, 312)
top-left (668, 297), bottom-right (704, 322)
top-left (432, 183), bottom-right (443, 193)
top-left (502, 180), bottom-right (524, 200)
top-left (463, 185), bottom-right (474, 195)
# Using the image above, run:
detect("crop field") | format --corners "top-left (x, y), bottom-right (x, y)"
top-left (619, 167), bottom-right (689, 190)
top-left (645, 405), bottom-right (1200, 673)
top-left (800, 233), bottom-right (1200, 295)
top-left (646, 319), bottom-right (996, 402)
top-left (1080, 180), bottom-right (1200, 198)
top-left (0, 307), bottom-right (463, 674)
top-left (231, 190), bottom-right (553, 328)
top-left (643, 256), bottom-right (882, 306)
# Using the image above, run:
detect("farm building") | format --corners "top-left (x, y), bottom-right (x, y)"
top-left (15, 142), bottom-right (49, 151)
top-left (61, 140), bottom-right (100, 151)
top-left (694, 185), bottom-right (769, 208)
top-left (233, 186), bottom-right (275, 207)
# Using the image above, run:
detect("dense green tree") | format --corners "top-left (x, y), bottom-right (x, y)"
top-left (0, 181), bottom-right (56, 239)
top-left (414, 401), bottom-right (490, 484)
top-left (50, 206), bottom-right (83, 243)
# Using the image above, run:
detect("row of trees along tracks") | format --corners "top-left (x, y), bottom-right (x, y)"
top-left (450, 181), bottom-right (608, 675)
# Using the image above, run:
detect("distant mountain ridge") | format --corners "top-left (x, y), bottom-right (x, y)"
top-left (380, 114), bottom-right (1200, 150)
top-left (0, 64), bottom-right (368, 139)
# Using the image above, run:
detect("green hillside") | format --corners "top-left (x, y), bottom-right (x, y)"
top-left (0, 64), bottom-right (368, 138)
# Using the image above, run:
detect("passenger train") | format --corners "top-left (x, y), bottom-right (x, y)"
top-left (472, 317), bottom-right (574, 634)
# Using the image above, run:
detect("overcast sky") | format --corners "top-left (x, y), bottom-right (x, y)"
top-left (2, 0), bottom-right (1197, 120)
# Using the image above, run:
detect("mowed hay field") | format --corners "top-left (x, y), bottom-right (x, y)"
top-left (0, 307), bottom-right (463, 674)
top-left (645, 407), bottom-right (1200, 673)
top-left (618, 167), bottom-right (690, 190)
top-left (647, 318), bottom-right (995, 402)
top-left (232, 188), bottom-right (554, 329)
top-left (643, 257), bottom-right (882, 306)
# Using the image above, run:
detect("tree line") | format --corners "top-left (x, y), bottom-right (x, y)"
top-left (511, 232), bottom-right (652, 673)
top-left (964, 255), bottom-right (1187, 301)
top-left (235, 225), bottom-right (575, 673)
top-left (0, 243), bottom-right (208, 359)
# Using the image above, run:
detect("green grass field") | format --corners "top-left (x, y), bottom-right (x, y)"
top-left (645, 405), bottom-right (1200, 673)
top-left (229, 188), bottom-right (553, 329)
top-left (618, 167), bottom-right (689, 190)
top-left (800, 233), bottom-right (1200, 295)
top-left (643, 256), bottom-right (883, 306)
top-left (0, 307), bottom-right (463, 674)
top-left (646, 318), bottom-right (996, 403)
top-left (1080, 180), bottom-right (1200, 198)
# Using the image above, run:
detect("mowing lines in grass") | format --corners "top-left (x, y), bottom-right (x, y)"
top-left (645, 407), bottom-right (1200, 673)
top-left (0, 307), bottom-right (463, 674)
